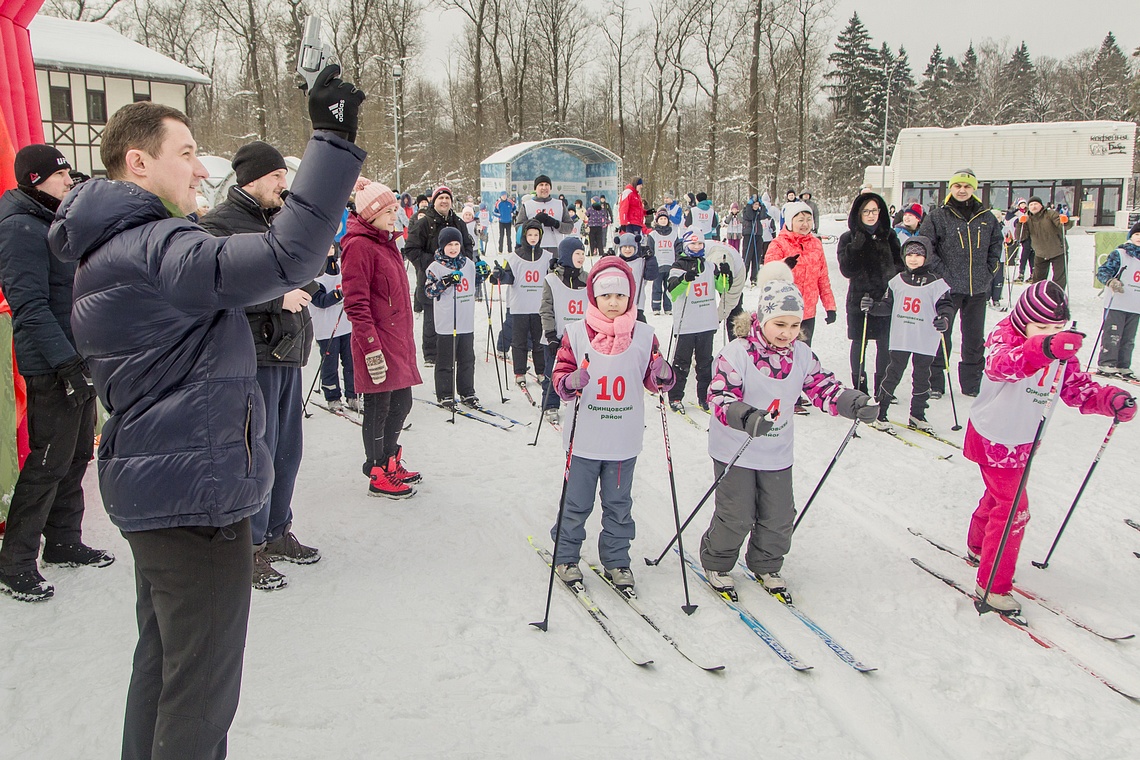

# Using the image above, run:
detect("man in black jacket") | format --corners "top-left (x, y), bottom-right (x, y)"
top-left (402, 186), bottom-right (473, 365)
top-left (918, 169), bottom-right (1003, 396)
top-left (0, 144), bottom-right (113, 602)
top-left (200, 141), bottom-right (320, 592)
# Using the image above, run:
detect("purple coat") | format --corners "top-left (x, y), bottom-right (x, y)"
top-left (341, 213), bottom-right (422, 393)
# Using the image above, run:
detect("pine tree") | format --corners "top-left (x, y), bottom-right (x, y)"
top-left (1087, 32), bottom-right (1131, 119)
top-left (947, 45), bottom-right (980, 125)
top-left (918, 45), bottom-right (952, 126)
top-left (997, 42), bottom-right (1038, 123)
top-left (823, 13), bottom-right (881, 186)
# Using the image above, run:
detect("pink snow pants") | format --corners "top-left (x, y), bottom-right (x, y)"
top-left (967, 464), bottom-right (1030, 595)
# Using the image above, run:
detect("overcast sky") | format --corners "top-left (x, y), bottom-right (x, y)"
top-left (431, 0), bottom-right (1139, 80)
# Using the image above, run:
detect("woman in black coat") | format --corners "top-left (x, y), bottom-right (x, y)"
top-left (837, 191), bottom-right (903, 395)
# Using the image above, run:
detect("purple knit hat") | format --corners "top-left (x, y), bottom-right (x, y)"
top-left (1010, 281), bottom-right (1070, 336)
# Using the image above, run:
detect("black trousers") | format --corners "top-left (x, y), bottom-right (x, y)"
top-left (362, 388), bottom-right (412, 469)
top-left (669, 330), bottom-right (715, 404)
top-left (421, 299), bottom-right (437, 362)
top-left (1032, 254), bottom-right (1067, 290)
top-left (540, 342), bottom-right (560, 411)
top-left (497, 222), bottom-right (512, 253)
top-left (0, 374), bottom-right (94, 573)
top-left (930, 292), bottom-right (988, 395)
top-left (799, 317), bottom-right (817, 346)
top-left (588, 227), bottom-right (606, 256)
top-left (435, 332), bottom-right (476, 400)
top-left (121, 518), bottom-right (252, 760)
top-left (511, 312), bottom-right (545, 377)
top-left (316, 333), bottom-right (355, 400)
top-left (849, 337), bottom-right (890, 396)
top-left (878, 350), bottom-right (936, 418)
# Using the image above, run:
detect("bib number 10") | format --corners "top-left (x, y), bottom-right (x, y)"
top-left (596, 375), bottom-right (626, 401)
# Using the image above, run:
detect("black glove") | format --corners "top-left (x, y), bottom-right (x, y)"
top-left (716, 262), bottom-right (732, 277)
top-left (683, 268), bottom-right (699, 282)
top-left (933, 315), bottom-right (949, 332)
top-left (308, 64), bottom-right (366, 142)
top-left (783, 254), bottom-right (800, 270)
top-left (545, 331), bottom-right (559, 345)
top-left (825, 310), bottom-right (837, 325)
top-left (442, 270), bottom-right (463, 286)
top-left (726, 402), bottom-right (774, 438)
top-left (860, 294), bottom-right (874, 313)
top-left (534, 211), bottom-right (559, 229)
top-left (836, 389), bottom-right (879, 422)
top-left (56, 357), bottom-right (96, 408)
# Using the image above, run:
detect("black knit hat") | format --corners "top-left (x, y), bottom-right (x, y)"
top-left (232, 141), bottom-right (287, 187)
top-left (14, 144), bottom-right (70, 188)
top-left (437, 226), bottom-right (463, 252)
top-left (534, 174), bottom-right (552, 189)
top-left (1129, 220), bottom-right (1140, 237)
top-left (696, 192), bottom-right (708, 203)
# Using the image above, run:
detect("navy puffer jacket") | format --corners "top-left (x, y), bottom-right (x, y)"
top-left (49, 131), bottom-right (365, 532)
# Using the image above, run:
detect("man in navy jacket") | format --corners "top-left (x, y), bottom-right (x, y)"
top-left (49, 66), bottom-right (365, 759)
top-left (0, 144), bottom-right (112, 603)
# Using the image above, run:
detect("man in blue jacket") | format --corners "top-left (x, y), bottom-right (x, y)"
top-left (494, 191), bottom-right (515, 255)
top-left (49, 66), bottom-right (365, 759)
top-left (0, 144), bottom-right (113, 603)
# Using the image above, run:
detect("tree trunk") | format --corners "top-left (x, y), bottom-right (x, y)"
top-left (748, 6), bottom-right (761, 195)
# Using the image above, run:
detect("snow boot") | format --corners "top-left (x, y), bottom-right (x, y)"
top-left (460, 395), bottom-right (481, 409)
top-left (369, 465), bottom-right (415, 499)
top-left (758, 571), bottom-right (791, 602)
top-left (929, 390), bottom-right (943, 400)
top-left (706, 568), bottom-right (734, 593)
top-left (543, 408), bottom-right (561, 426)
top-left (908, 414), bottom-right (935, 434)
top-left (604, 567), bottom-right (635, 590)
top-left (1097, 365), bottom-right (1122, 376)
top-left (669, 400), bottom-right (685, 414)
top-left (344, 396), bottom-right (364, 413)
top-left (966, 546), bottom-right (981, 566)
top-left (385, 446), bottom-right (421, 484)
top-left (0, 568), bottom-right (54, 602)
top-left (555, 563), bottom-right (583, 584)
top-left (326, 398), bottom-right (344, 413)
top-left (264, 529), bottom-right (321, 565)
top-left (41, 542), bottom-right (115, 568)
top-left (252, 547), bottom-right (288, 591)
top-left (515, 375), bottom-right (528, 387)
top-left (976, 585), bottom-right (1021, 616)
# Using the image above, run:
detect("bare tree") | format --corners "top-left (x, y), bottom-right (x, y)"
top-left (644, 0), bottom-right (697, 194)
top-left (43, 0), bottom-right (128, 22)
top-left (600, 0), bottom-right (641, 157)
top-left (777, 0), bottom-right (835, 188)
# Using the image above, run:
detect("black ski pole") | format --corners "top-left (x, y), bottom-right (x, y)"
top-left (792, 415), bottom-right (861, 534)
top-left (531, 354), bottom-right (589, 632)
top-left (644, 433), bottom-right (755, 567)
top-left (1085, 291), bottom-right (1114, 373)
top-left (485, 279), bottom-right (508, 403)
top-left (977, 357), bottom-right (1068, 614)
top-left (528, 385), bottom-right (546, 446)
top-left (1032, 412), bottom-right (1128, 569)
top-left (449, 281), bottom-right (458, 425)
top-left (656, 380), bottom-right (698, 614)
top-left (303, 308), bottom-right (345, 417)
top-left (856, 298), bottom-right (870, 393)
top-left (941, 334), bottom-right (962, 431)
top-left (497, 281), bottom-right (510, 390)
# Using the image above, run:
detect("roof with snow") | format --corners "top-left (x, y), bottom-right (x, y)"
top-left (481, 139), bottom-right (620, 167)
top-left (29, 15), bottom-right (211, 86)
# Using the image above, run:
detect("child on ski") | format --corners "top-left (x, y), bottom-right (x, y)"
top-left (540, 237), bottom-right (589, 426)
top-left (311, 243), bottom-right (356, 412)
top-left (700, 261), bottom-right (878, 600)
top-left (550, 257), bottom-right (676, 591)
top-left (964, 281), bottom-right (1136, 614)
top-left (649, 208), bottom-right (678, 315)
top-left (1094, 220), bottom-right (1140, 379)
top-left (490, 218), bottom-right (550, 393)
top-left (614, 231), bottom-right (658, 322)
top-left (666, 231), bottom-right (723, 413)
top-left (869, 236), bottom-right (954, 433)
top-left (723, 202), bottom-right (743, 251)
top-left (425, 226), bottom-right (489, 408)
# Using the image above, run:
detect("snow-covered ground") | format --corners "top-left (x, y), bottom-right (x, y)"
top-left (4, 217), bottom-right (1140, 759)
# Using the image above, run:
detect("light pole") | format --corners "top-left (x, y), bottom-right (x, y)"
top-left (880, 58), bottom-right (902, 202)
top-left (392, 63), bottom-right (402, 191)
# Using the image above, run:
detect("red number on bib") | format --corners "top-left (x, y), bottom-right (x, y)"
top-left (902, 297), bottom-right (922, 313)
top-left (525, 270), bottom-right (541, 283)
top-left (568, 300), bottom-right (583, 315)
top-left (596, 376), bottom-right (627, 401)
top-left (457, 278), bottom-right (470, 292)
top-left (1133, 270), bottom-right (1140, 283)
top-left (693, 282), bottom-right (709, 298)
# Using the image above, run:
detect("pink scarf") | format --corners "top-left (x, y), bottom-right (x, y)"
top-left (584, 304), bottom-right (636, 355)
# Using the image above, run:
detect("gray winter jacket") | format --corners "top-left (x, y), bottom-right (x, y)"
top-left (917, 198), bottom-right (1003, 296)
top-left (49, 131), bottom-right (365, 532)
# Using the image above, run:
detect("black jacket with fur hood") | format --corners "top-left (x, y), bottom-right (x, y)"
top-left (837, 191), bottom-right (903, 340)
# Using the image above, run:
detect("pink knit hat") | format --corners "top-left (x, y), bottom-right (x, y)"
top-left (354, 177), bottom-right (398, 222)
top-left (1011, 280), bottom-right (1070, 336)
